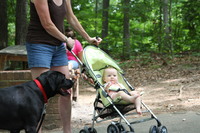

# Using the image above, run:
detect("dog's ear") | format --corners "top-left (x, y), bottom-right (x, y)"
top-left (46, 71), bottom-right (73, 96)
top-left (46, 71), bottom-right (64, 90)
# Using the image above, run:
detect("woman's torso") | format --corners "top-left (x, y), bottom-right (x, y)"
top-left (26, 0), bottom-right (66, 46)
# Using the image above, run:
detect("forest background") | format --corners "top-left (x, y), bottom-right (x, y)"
top-left (0, 0), bottom-right (199, 68)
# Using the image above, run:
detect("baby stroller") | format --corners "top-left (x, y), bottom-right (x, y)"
top-left (69, 45), bottom-right (168, 133)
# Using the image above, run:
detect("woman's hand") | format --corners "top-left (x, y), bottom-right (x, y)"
top-left (66, 37), bottom-right (75, 49)
top-left (87, 37), bottom-right (102, 46)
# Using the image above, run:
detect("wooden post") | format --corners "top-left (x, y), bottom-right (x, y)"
top-left (0, 55), bottom-right (6, 70)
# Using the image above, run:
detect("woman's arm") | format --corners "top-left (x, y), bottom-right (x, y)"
top-left (65, 0), bottom-right (102, 45)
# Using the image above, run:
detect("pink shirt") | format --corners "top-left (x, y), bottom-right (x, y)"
top-left (66, 39), bottom-right (83, 61)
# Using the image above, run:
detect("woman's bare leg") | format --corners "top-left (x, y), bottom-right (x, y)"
top-left (31, 67), bottom-right (49, 79)
top-left (51, 66), bottom-right (72, 133)
top-left (31, 67), bottom-right (49, 133)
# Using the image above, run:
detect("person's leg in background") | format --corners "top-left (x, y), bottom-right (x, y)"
top-left (68, 60), bottom-right (80, 101)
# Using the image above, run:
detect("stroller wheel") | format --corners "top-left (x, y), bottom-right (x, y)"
top-left (116, 122), bottom-right (126, 132)
top-left (79, 129), bottom-right (89, 133)
top-left (107, 123), bottom-right (120, 133)
top-left (79, 126), bottom-right (97, 133)
top-left (149, 125), bottom-right (158, 133)
top-left (88, 127), bottom-right (97, 133)
top-left (157, 126), bottom-right (168, 133)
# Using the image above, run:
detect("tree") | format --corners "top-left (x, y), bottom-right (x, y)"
top-left (122, 0), bottom-right (131, 59)
top-left (0, 0), bottom-right (8, 49)
top-left (15, 0), bottom-right (28, 45)
top-left (182, 0), bottom-right (200, 50)
top-left (163, 0), bottom-right (172, 54)
top-left (101, 0), bottom-right (110, 53)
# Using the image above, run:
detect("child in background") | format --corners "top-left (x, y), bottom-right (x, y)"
top-left (65, 27), bottom-right (83, 74)
top-left (65, 27), bottom-right (83, 101)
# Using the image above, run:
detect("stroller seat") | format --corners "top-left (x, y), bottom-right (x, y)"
top-left (93, 69), bottom-right (136, 120)
top-left (93, 70), bottom-right (133, 107)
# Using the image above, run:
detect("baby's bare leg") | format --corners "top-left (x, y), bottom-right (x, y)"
top-left (129, 91), bottom-right (142, 115)
top-left (135, 96), bottom-right (142, 115)
top-left (112, 91), bottom-right (132, 102)
top-left (114, 91), bottom-right (137, 103)
top-left (113, 91), bottom-right (142, 115)
top-left (129, 91), bottom-right (140, 100)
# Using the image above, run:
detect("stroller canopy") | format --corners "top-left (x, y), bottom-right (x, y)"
top-left (82, 45), bottom-right (124, 83)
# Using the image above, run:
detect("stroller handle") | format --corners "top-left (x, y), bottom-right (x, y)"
top-left (66, 45), bottom-right (72, 52)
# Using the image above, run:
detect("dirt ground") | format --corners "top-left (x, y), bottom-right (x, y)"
top-left (71, 56), bottom-right (200, 128)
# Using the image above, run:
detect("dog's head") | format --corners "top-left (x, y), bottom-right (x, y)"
top-left (38, 71), bottom-right (73, 97)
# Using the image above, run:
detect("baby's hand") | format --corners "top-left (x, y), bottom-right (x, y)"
top-left (104, 82), bottom-right (112, 90)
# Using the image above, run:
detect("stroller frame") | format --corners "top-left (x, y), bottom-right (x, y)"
top-left (87, 78), bottom-right (162, 133)
top-left (69, 45), bottom-right (167, 133)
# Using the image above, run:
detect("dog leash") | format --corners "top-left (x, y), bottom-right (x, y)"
top-left (36, 104), bottom-right (46, 133)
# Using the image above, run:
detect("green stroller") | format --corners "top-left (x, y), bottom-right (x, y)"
top-left (70, 45), bottom-right (168, 133)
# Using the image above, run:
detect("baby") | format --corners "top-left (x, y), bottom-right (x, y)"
top-left (103, 67), bottom-right (142, 115)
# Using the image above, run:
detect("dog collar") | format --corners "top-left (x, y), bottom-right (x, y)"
top-left (34, 79), bottom-right (48, 103)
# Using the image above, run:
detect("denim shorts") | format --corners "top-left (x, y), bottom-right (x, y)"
top-left (26, 43), bottom-right (68, 68)
top-left (68, 60), bottom-right (79, 69)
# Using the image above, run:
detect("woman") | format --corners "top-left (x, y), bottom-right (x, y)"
top-left (25, 0), bottom-right (102, 133)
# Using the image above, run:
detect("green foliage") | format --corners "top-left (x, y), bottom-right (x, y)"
top-left (181, 0), bottom-right (200, 51)
top-left (4, 0), bottom-right (200, 60)
top-left (8, 23), bottom-right (15, 46)
top-left (7, 0), bottom-right (16, 46)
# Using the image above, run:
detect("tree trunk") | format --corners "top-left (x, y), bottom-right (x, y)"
top-left (169, 0), bottom-right (173, 56)
top-left (158, 0), bottom-right (162, 52)
top-left (163, 0), bottom-right (172, 54)
top-left (0, 0), bottom-right (8, 49)
top-left (15, 0), bottom-right (28, 45)
top-left (122, 0), bottom-right (130, 60)
top-left (101, 0), bottom-right (110, 53)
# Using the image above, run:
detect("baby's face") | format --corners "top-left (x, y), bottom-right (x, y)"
top-left (103, 68), bottom-right (118, 84)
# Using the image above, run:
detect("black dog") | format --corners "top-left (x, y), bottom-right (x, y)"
top-left (0, 71), bottom-right (73, 133)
